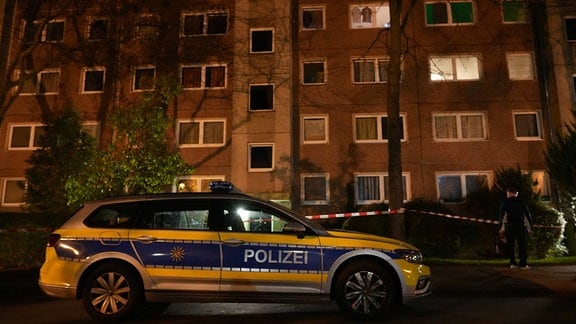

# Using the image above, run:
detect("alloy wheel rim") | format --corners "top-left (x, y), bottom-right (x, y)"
top-left (344, 270), bottom-right (387, 314)
top-left (90, 272), bottom-right (131, 314)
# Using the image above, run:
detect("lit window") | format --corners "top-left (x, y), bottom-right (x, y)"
top-left (175, 176), bottom-right (225, 192)
top-left (133, 66), bottom-right (155, 91)
top-left (506, 53), bottom-right (534, 80)
top-left (350, 3), bottom-right (390, 29)
top-left (530, 171), bottom-right (550, 201)
top-left (355, 114), bottom-right (406, 143)
top-left (501, 0), bottom-right (527, 23)
top-left (250, 28), bottom-right (274, 53)
top-left (181, 64), bottom-right (226, 89)
top-left (302, 7), bottom-right (325, 30)
top-left (249, 144), bottom-right (274, 171)
top-left (302, 174), bottom-right (329, 205)
top-left (82, 68), bottom-right (105, 93)
top-left (429, 55), bottom-right (480, 81)
top-left (249, 84), bottom-right (274, 111)
top-left (302, 116), bottom-right (328, 144)
top-left (87, 18), bottom-right (108, 39)
top-left (514, 112), bottom-right (542, 140)
top-left (178, 120), bottom-right (225, 147)
top-left (355, 173), bottom-right (410, 204)
top-left (8, 124), bottom-right (45, 150)
top-left (182, 12), bottom-right (228, 36)
top-left (437, 172), bottom-right (490, 202)
top-left (425, 1), bottom-right (475, 26)
top-left (1, 178), bottom-right (26, 206)
top-left (353, 58), bottom-right (389, 83)
top-left (302, 60), bottom-right (326, 84)
top-left (433, 112), bottom-right (486, 141)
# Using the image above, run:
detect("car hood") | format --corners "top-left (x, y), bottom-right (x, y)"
top-left (325, 229), bottom-right (420, 250)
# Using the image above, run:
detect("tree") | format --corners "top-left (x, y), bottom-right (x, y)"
top-left (25, 106), bottom-right (97, 220)
top-left (544, 109), bottom-right (576, 256)
top-left (66, 77), bottom-right (194, 206)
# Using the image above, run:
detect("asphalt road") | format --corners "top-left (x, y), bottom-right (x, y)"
top-left (1, 264), bottom-right (576, 323)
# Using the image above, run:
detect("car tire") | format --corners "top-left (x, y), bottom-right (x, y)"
top-left (334, 261), bottom-right (399, 320)
top-left (81, 262), bottom-right (144, 320)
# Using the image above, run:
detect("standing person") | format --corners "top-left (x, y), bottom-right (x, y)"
top-left (499, 187), bottom-right (533, 269)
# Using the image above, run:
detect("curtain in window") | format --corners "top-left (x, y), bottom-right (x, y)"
top-left (438, 175), bottom-right (462, 202)
top-left (351, 7), bottom-right (362, 24)
top-left (179, 122), bottom-right (200, 144)
top-left (377, 60), bottom-right (388, 82)
top-left (515, 114), bottom-right (538, 137)
top-left (303, 118), bottom-right (326, 142)
top-left (429, 57), bottom-right (453, 80)
top-left (206, 66), bottom-right (225, 88)
top-left (354, 60), bottom-right (375, 82)
top-left (507, 54), bottom-right (533, 80)
top-left (356, 117), bottom-right (377, 140)
top-left (461, 115), bottom-right (484, 139)
top-left (465, 174), bottom-right (488, 195)
top-left (361, 7), bottom-right (372, 23)
top-left (182, 67), bottom-right (202, 88)
top-left (455, 55), bottom-right (479, 80)
top-left (434, 116), bottom-right (457, 139)
top-left (357, 176), bottom-right (380, 201)
top-left (203, 121), bottom-right (224, 144)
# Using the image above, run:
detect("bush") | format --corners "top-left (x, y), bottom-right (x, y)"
top-left (0, 232), bottom-right (48, 270)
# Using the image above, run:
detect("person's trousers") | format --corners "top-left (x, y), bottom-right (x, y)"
top-left (505, 222), bottom-right (528, 266)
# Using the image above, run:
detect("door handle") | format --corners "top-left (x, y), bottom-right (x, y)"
top-left (136, 235), bottom-right (157, 243)
top-left (222, 238), bottom-right (245, 247)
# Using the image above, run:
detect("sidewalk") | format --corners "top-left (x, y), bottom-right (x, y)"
top-left (0, 268), bottom-right (43, 303)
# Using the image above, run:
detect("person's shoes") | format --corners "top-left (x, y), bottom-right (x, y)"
top-left (519, 265), bottom-right (530, 270)
top-left (509, 264), bottom-right (518, 269)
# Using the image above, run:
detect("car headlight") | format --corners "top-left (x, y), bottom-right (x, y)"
top-left (395, 249), bottom-right (423, 264)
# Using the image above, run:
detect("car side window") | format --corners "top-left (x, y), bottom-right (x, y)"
top-left (84, 204), bottom-right (141, 228)
top-left (215, 200), bottom-right (289, 233)
top-left (136, 201), bottom-right (210, 230)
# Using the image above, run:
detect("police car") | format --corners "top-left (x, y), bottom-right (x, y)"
top-left (39, 181), bottom-right (431, 320)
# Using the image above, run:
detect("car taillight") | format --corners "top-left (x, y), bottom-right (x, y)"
top-left (47, 234), bottom-right (61, 247)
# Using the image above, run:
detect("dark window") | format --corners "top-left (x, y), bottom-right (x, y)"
top-left (249, 85), bottom-right (274, 110)
top-left (84, 204), bottom-right (141, 228)
top-left (83, 70), bottom-right (105, 92)
top-left (250, 145), bottom-right (273, 169)
top-left (302, 8), bottom-right (324, 30)
top-left (88, 19), bottom-right (108, 39)
top-left (183, 13), bottom-right (227, 36)
top-left (206, 13), bottom-right (228, 34)
top-left (183, 15), bottom-right (204, 35)
top-left (23, 21), bottom-right (41, 43)
top-left (303, 61), bottom-right (325, 84)
top-left (45, 21), bottom-right (64, 41)
top-left (251, 29), bottom-right (273, 52)
top-left (134, 68), bottom-right (155, 90)
top-left (136, 201), bottom-right (210, 230)
top-left (566, 18), bottom-right (576, 41)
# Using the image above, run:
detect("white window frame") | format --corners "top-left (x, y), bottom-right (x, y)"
top-left (302, 59), bottom-right (326, 85)
top-left (181, 11), bottom-right (228, 36)
top-left (350, 3), bottom-right (391, 29)
top-left (354, 114), bottom-right (407, 143)
top-left (429, 54), bottom-right (481, 81)
top-left (506, 53), bottom-right (535, 80)
top-left (250, 28), bottom-right (274, 53)
top-left (436, 171), bottom-right (491, 203)
top-left (355, 172), bottom-right (411, 205)
top-left (433, 112), bottom-right (487, 142)
top-left (513, 111), bottom-right (543, 141)
top-left (1, 178), bottom-right (27, 207)
top-left (177, 119), bottom-right (226, 147)
top-left (302, 115), bottom-right (329, 144)
top-left (352, 57), bottom-right (390, 84)
top-left (424, 0), bottom-right (475, 26)
top-left (301, 173), bottom-right (330, 205)
top-left (174, 175), bottom-right (225, 192)
top-left (180, 64), bottom-right (227, 90)
top-left (17, 69), bottom-right (60, 95)
top-left (501, 0), bottom-right (528, 24)
top-left (81, 67), bottom-right (106, 93)
top-left (301, 6), bottom-right (326, 31)
top-left (248, 143), bottom-right (274, 172)
top-left (7, 123), bottom-right (45, 150)
top-left (133, 66), bottom-right (155, 91)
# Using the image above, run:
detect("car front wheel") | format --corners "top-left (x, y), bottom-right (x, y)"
top-left (81, 263), bottom-right (144, 320)
top-left (334, 261), bottom-right (399, 320)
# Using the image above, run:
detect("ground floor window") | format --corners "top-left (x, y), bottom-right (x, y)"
top-left (1, 178), bottom-right (26, 206)
top-left (436, 172), bottom-right (490, 202)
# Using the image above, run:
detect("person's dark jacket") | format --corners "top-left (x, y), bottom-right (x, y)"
top-left (499, 196), bottom-right (533, 230)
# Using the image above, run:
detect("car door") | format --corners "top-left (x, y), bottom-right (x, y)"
top-left (129, 200), bottom-right (221, 292)
top-left (216, 199), bottom-right (324, 295)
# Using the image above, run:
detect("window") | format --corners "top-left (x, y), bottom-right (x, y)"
top-left (506, 53), bottom-right (534, 80)
top-left (302, 7), bottom-right (325, 30)
top-left (249, 144), bottom-right (274, 171)
top-left (565, 18), bottom-right (576, 41)
top-left (425, 1), bottom-right (475, 26)
top-left (175, 175), bottom-right (225, 192)
top-left (137, 202), bottom-right (211, 230)
top-left (18, 70), bottom-right (60, 95)
top-left (302, 60), bottom-right (326, 84)
top-left (1, 178), bottom-right (26, 206)
top-left (302, 174), bottom-right (329, 205)
top-left (250, 28), bottom-right (274, 53)
top-left (355, 173), bottom-right (410, 204)
top-left (501, 0), bottom-right (527, 23)
top-left (249, 84), bottom-right (274, 111)
top-left (45, 20), bottom-right (65, 41)
top-left (353, 58), bottom-right (389, 83)
top-left (182, 12), bottom-right (228, 36)
top-left (24, 19), bottom-right (65, 43)
top-left (8, 124), bottom-right (45, 149)
top-left (220, 200), bottom-right (289, 233)
top-left (82, 67), bottom-right (105, 93)
top-left (530, 171), bottom-right (550, 201)
top-left (355, 114), bottom-right (406, 143)
top-left (433, 112), bottom-right (486, 141)
top-left (23, 20), bottom-right (41, 43)
top-left (302, 115), bottom-right (328, 144)
top-left (133, 66), bottom-right (155, 91)
top-left (87, 18), bottom-right (108, 39)
top-left (514, 112), bottom-right (542, 140)
top-left (136, 15), bottom-right (159, 38)
top-left (85, 204), bottom-right (142, 229)
top-left (350, 3), bottom-right (390, 29)
top-left (178, 119), bottom-right (225, 147)
top-left (429, 55), bottom-right (480, 81)
top-left (181, 64), bottom-right (226, 89)
top-left (437, 172), bottom-right (490, 202)
top-left (83, 122), bottom-right (100, 141)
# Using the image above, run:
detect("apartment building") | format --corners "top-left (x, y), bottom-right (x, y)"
top-left (0, 1), bottom-right (574, 215)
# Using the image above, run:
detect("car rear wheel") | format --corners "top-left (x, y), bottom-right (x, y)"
top-left (81, 263), bottom-right (144, 320)
top-left (334, 261), bottom-right (399, 320)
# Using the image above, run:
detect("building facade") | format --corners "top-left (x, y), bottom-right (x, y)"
top-left (0, 0), bottom-right (574, 215)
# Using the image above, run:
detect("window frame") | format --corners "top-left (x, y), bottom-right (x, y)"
top-left (248, 143), bottom-right (274, 172)
top-left (355, 172), bottom-right (411, 205)
top-left (506, 53), bottom-right (535, 80)
top-left (564, 17), bottom-right (576, 42)
top-left (501, 0), bottom-right (528, 24)
top-left (302, 115), bottom-right (329, 144)
top-left (513, 111), bottom-right (543, 141)
top-left (7, 123), bottom-right (45, 150)
top-left (424, 0), bottom-right (476, 26)
top-left (133, 66), bottom-right (155, 91)
top-left (181, 11), bottom-right (229, 36)
top-left (349, 3), bottom-right (391, 29)
top-left (177, 119), bottom-right (226, 148)
top-left (429, 54), bottom-right (481, 81)
top-left (302, 59), bottom-right (326, 85)
top-left (354, 113), bottom-right (407, 143)
top-left (433, 112), bottom-right (487, 142)
top-left (1, 178), bottom-right (26, 207)
top-left (86, 17), bottom-right (109, 40)
top-left (301, 173), bottom-right (330, 205)
top-left (352, 57), bottom-right (390, 84)
top-left (250, 28), bottom-right (274, 53)
top-left (529, 170), bottom-right (550, 201)
top-left (436, 171), bottom-right (491, 203)
top-left (180, 64), bottom-right (227, 90)
top-left (301, 6), bottom-right (326, 31)
top-left (17, 69), bottom-right (60, 95)
top-left (81, 67), bottom-right (106, 93)
top-left (249, 84), bottom-right (274, 111)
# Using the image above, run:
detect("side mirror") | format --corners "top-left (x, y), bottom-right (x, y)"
top-left (283, 222), bottom-right (307, 238)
